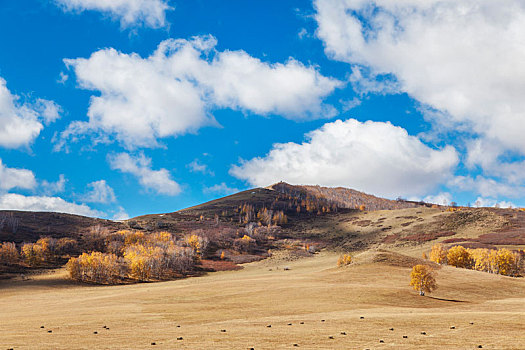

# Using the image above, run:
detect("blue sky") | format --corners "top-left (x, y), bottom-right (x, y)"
top-left (0, 0), bottom-right (524, 219)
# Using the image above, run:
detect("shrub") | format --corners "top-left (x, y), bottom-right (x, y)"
top-left (337, 254), bottom-right (352, 267)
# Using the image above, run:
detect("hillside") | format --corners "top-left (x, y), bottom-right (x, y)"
top-left (3, 183), bottom-right (525, 257)
top-left (0, 211), bottom-right (124, 243)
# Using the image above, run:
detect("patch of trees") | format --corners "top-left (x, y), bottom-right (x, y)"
top-left (0, 242), bottom-right (20, 265)
top-left (428, 243), bottom-right (523, 277)
top-left (238, 204), bottom-right (289, 225)
top-left (337, 254), bottom-right (352, 267)
top-left (66, 230), bottom-right (200, 284)
top-left (1, 212), bottom-right (285, 284)
top-left (271, 182), bottom-right (419, 211)
top-left (0, 237), bottom-right (79, 267)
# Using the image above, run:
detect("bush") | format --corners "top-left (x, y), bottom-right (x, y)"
top-left (337, 254), bottom-right (352, 267)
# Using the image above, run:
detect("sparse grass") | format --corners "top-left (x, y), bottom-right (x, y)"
top-left (1, 250), bottom-right (524, 349)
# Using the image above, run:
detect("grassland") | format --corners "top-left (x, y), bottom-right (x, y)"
top-left (1, 250), bottom-right (524, 349)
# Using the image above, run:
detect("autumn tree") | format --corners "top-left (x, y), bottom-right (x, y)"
top-left (337, 254), bottom-right (352, 267)
top-left (429, 243), bottom-right (447, 264)
top-left (447, 245), bottom-right (472, 268)
top-left (410, 264), bottom-right (437, 296)
top-left (493, 248), bottom-right (521, 276)
top-left (0, 242), bottom-right (19, 265)
top-left (185, 234), bottom-right (209, 257)
top-left (21, 243), bottom-right (40, 266)
top-left (469, 248), bottom-right (491, 272)
top-left (66, 252), bottom-right (122, 284)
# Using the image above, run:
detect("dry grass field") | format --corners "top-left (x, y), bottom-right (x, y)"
top-left (1, 250), bottom-right (524, 350)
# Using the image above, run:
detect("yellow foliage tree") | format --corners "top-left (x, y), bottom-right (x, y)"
top-left (186, 234), bottom-right (202, 255)
top-left (447, 245), bottom-right (472, 268)
top-left (469, 248), bottom-right (491, 272)
top-left (337, 254), bottom-right (352, 267)
top-left (410, 264), bottom-right (437, 296)
top-left (67, 252), bottom-right (121, 284)
top-left (0, 242), bottom-right (19, 265)
top-left (494, 248), bottom-right (520, 276)
top-left (429, 243), bottom-right (447, 264)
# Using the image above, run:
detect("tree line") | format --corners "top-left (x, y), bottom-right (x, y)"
top-left (428, 243), bottom-right (523, 276)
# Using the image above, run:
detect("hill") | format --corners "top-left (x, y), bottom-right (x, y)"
top-left (1, 182), bottom-right (524, 278)
top-left (0, 211), bottom-right (124, 243)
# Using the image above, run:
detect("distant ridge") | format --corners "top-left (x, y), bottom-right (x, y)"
top-left (267, 182), bottom-right (425, 211)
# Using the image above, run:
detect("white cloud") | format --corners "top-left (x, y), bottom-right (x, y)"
top-left (187, 159), bottom-right (214, 176)
top-left (108, 152), bottom-right (181, 195)
top-left (314, 0), bottom-right (525, 168)
top-left (0, 193), bottom-right (102, 217)
top-left (55, 0), bottom-right (172, 29)
top-left (112, 206), bottom-right (129, 220)
top-left (298, 28), bottom-right (310, 39)
top-left (82, 179), bottom-right (116, 203)
top-left (0, 159), bottom-right (36, 191)
top-left (449, 175), bottom-right (525, 199)
top-left (473, 197), bottom-right (515, 209)
top-left (58, 36), bottom-right (340, 149)
top-left (231, 119), bottom-right (458, 198)
top-left (33, 99), bottom-right (62, 124)
top-left (422, 192), bottom-right (452, 206)
top-left (41, 174), bottom-right (67, 195)
top-left (0, 77), bottom-right (61, 149)
top-left (57, 72), bottom-right (69, 84)
top-left (340, 97), bottom-right (361, 112)
top-left (203, 182), bottom-right (239, 196)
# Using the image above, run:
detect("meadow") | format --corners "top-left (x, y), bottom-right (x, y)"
top-left (1, 250), bottom-right (524, 349)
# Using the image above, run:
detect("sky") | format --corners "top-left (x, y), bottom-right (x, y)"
top-left (1, 0), bottom-right (524, 219)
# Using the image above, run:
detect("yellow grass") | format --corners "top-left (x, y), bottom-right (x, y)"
top-left (1, 251), bottom-right (524, 349)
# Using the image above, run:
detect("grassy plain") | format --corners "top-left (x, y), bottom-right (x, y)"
top-left (1, 250), bottom-right (524, 349)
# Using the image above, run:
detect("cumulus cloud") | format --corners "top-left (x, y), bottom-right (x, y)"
top-left (0, 77), bottom-right (61, 149)
top-left (54, 0), bottom-right (172, 28)
top-left (314, 0), bottom-right (525, 173)
top-left (0, 159), bottom-right (36, 191)
top-left (0, 193), bottom-right (102, 217)
top-left (58, 36), bottom-right (340, 149)
top-left (108, 152), bottom-right (181, 195)
top-left (231, 119), bottom-right (458, 198)
top-left (82, 179), bottom-right (116, 203)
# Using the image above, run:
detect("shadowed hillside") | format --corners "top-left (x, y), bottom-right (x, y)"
top-left (0, 211), bottom-right (124, 243)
